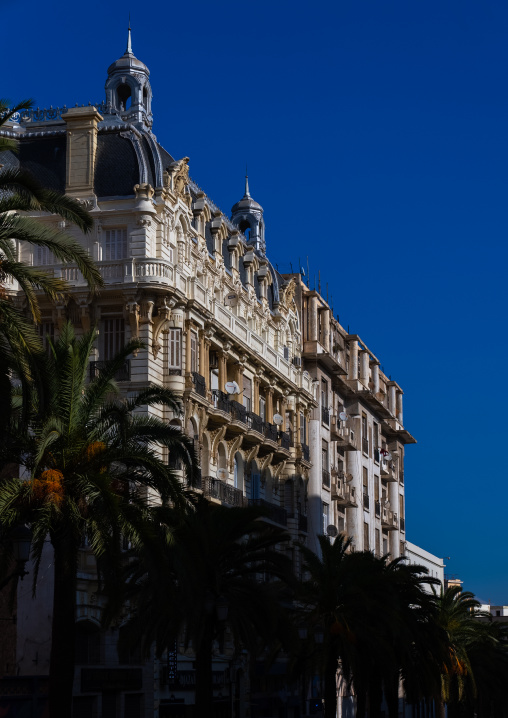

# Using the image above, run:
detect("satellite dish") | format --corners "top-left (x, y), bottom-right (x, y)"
top-left (225, 381), bottom-right (240, 394)
top-left (273, 413), bottom-right (283, 426)
top-left (338, 411), bottom-right (347, 422)
top-left (326, 525), bottom-right (338, 537)
top-left (216, 468), bottom-right (228, 480)
top-left (224, 293), bottom-right (238, 307)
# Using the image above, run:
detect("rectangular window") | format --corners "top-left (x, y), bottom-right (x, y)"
top-left (364, 522), bottom-right (369, 550)
top-left (243, 376), bottom-right (252, 411)
top-left (373, 422), bottom-right (379, 450)
top-left (168, 328), bottom-right (181, 369)
top-left (321, 379), bottom-right (328, 408)
top-left (103, 318), bottom-right (125, 360)
top-left (363, 466), bottom-right (368, 495)
top-left (362, 413), bottom-right (368, 454)
top-left (105, 228), bottom-right (127, 261)
top-left (374, 476), bottom-right (380, 501)
top-left (382, 535), bottom-right (388, 555)
top-left (300, 412), bottom-right (306, 443)
top-left (190, 331), bottom-right (198, 373)
top-left (259, 396), bottom-right (266, 421)
top-left (322, 440), bottom-right (329, 471)
top-left (322, 502), bottom-right (329, 535)
top-left (375, 528), bottom-right (380, 557)
top-left (35, 245), bottom-right (53, 266)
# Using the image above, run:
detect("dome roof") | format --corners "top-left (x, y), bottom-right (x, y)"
top-left (231, 176), bottom-right (263, 214)
top-left (107, 26), bottom-right (149, 77)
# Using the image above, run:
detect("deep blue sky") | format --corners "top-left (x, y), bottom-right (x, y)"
top-left (3, 0), bottom-right (507, 601)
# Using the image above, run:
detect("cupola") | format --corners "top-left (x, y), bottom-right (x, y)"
top-left (231, 174), bottom-right (266, 255)
top-left (105, 24), bottom-right (153, 129)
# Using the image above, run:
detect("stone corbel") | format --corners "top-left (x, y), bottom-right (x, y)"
top-left (152, 297), bottom-right (175, 359)
top-left (260, 453), bottom-right (274, 471)
top-left (228, 435), bottom-right (244, 471)
top-left (245, 445), bottom-right (260, 465)
top-left (53, 301), bottom-right (69, 331)
top-left (74, 293), bottom-right (92, 332)
top-left (273, 460), bottom-right (287, 480)
top-left (125, 301), bottom-right (140, 354)
top-left (211, 425), bottom-right (228, 456)
top-left (140, 300), bottom-right (154, 325)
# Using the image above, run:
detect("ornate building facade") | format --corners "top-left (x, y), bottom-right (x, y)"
top-left (0, 29), bottom-right (416, 718)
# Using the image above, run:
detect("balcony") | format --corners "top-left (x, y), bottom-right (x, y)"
top-left (224, 401), bottom-right (247, 439)
top-left (273, 431), bottom-right (291, 460)
top-left (89, 360), bottom-right (130, 382)
top-left (300, 443), bottom-right (311, 463)
top-left (166, 367), bottom-right (185, 393)
top-left (334, 425), bottom-right (358, 452)
top-left (381, 508), bottom-right (398, 531)
top-left (322, 469), bottom-right (331, 489)
top-left (190, 372), bottom-right (207, 398)
top-left (249, 498), bottom-right (288, 527)
top-left (242, 411), bottom-right (265, 448)
top-left (363, 493), bottom-right (370, 510)
top-left (381, 459), bottom-right (398, 482)
top-left (330, 415), bottom-right (342, 441)
top-left (331, 480), bottom-right (357, 507)
top-left (258, 421), bottom-right (279, 457)
top-left (321, 406), bottom-right (330, 425)
top-left (208, 390), bottom-right (231, 428)
top-left (201, 476), bottom-right (247, 507)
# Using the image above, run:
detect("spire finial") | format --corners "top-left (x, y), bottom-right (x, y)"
top-left (126, 14), bottom-right (133, 54)
top-left (244, 164), bottom-right (251, 198)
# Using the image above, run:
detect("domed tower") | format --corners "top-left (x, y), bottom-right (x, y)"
top-left (231, 174), bottom-right (266, 255)
top-left (105, 23), bottom-right (153, 129)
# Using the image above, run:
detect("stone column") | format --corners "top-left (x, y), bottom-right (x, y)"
top-left (218, 351), bottom-right (227, 391)
top-left (234, 362), bottom-right (244, 402)
top-left (388, 481), bottom-right (400, 558)
top-left (371, 362), bottom-right (380, 394)
top-left (348, 338), bottom-right (359, 381)
top-left (309, 295), bottom-right (319, 342)
top-left (185, 321), bottom-right (192, 375)
top-left (62, 106), bottom-right (103, 198)
top-left (360, 351), bottom-right (370, 386)
top-left (203, 338), bottom-right (211, 390)
top-left (321, 308), bottom-right (330, 351)
top-left (388, 383), bottom-right (397, 415)
top-left (198, 331), bottom-right (206, 379)
top-left (266, 387), bottom-right (274, 423)
top-left (396, 391), bottom-right (403, 425)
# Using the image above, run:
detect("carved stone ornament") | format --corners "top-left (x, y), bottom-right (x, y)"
top-left (152, 297), bottom-right (175, 358)
top-left (125, 301), bottom-right (140, 354)
top-left (167, 157), bottom-right (190, 197)
top-left (281, 278), bottom-right (296, 309)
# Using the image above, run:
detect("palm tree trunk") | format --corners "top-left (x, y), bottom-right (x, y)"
top-left (48, 538), bottom-right (78, 718)
top-left (323, 652), bottom-right (337, 718)
top-left (195, 616), bottom-right (215, 716)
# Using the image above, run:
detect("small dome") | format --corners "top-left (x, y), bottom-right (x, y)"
top-left (107, 52), bottom-right (149, 77)
top-left (231, 175), bottom-right (263, 214)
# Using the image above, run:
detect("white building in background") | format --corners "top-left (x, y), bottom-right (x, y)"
top-left (405, 542), bottom-right (445, 589)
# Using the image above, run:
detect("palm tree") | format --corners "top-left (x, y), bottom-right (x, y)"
top-left (0, 98), bottom-right (103, 401)
top-left (121, 495), bottom-right (293, 715)
top-left (0, 322), bottom-right (198, 718)
top-left (298, 535), bottom-right (443, 718)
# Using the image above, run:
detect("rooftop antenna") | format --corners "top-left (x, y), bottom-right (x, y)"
top-left (126, 14), bottom-right (133, 54)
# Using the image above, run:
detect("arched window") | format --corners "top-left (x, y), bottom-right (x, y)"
top-left (239, 220), bottom-right (251, 240)
top-left (117, 84), bottom-right (132, 111)
top-left (142, 86), bottom-right (148, 109)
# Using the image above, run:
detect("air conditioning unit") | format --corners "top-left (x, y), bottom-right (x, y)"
top-left (292, 356), bottom-right (302, 367)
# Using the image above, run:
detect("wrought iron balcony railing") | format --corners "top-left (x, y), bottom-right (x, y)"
top-left (246, 411), bottom-right (264, 433)
top-left (230, 400), bottom-right (247, 424)
top-left (248, 498), bottom-right (288, 526)
top-left (191, 372), bottom-right (207, 398)
top-left (211, 390), bottom-right (231, 413)
top-left (201, 476), bottom-right (246, 507)
top-left (263, 422), bottom-right (278, 442)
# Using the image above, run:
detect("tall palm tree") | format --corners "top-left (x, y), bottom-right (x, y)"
top-left (0, 322), bottom-right (198, 718)
top-left (0, 98), bottom-right (103, 401)
top-left (121, 495), bottom-right (293, 715)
